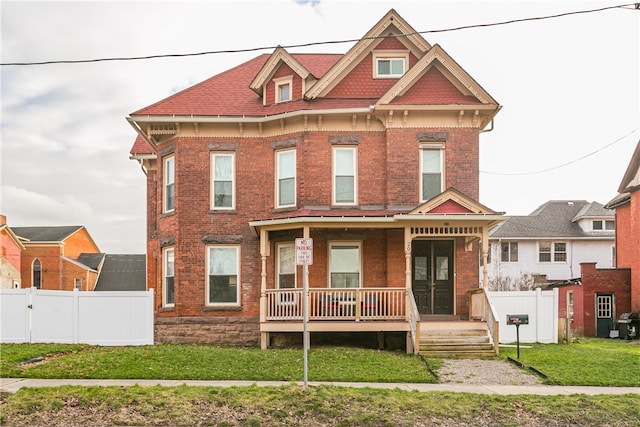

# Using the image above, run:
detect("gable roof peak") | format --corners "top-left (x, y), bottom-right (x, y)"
top-left (249, 46), bottom-right (312, 96)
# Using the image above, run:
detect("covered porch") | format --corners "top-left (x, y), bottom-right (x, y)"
top-left (249, 189), bottom-right (505, 354)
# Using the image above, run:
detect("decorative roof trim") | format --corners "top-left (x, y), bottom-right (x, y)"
top-left (409, 187), bottom-right (500, 215)
top-left (305, 9), bottom-right (431, 100)
top-left (249, 46), bottom-right (312, 96)
top-left (377, 44), bottom-right (497, 106)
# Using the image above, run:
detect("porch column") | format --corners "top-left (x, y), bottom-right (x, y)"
top-left (481, 234), bottom-right (489, 289)
top-left (404, 226), bottom-right (412, 290)
top-left (259, 228), bottom-right (270, 349)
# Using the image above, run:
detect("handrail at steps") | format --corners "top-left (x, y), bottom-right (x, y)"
top-left (469, 288), bottom-right (500, 356)
top-left (407, 291), bottom-right (420, 354)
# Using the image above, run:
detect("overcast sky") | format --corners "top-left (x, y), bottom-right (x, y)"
top-left (1, 0), bottom-right (638, 254)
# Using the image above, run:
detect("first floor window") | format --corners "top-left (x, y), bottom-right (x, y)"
top-left (277, 244), bottom-right (296, 289)
top-left (32, 259), bottom-right (42, 289)
top-left (74, 278), bottom-right (82, 290)
top-left (500, 242), bottom-right (518, 262)
top-left (163, 247), bottom-right (175, 306)
top-left (212, 153), bottom-right (234, 209)
top-left (421, 147), bottom-right (443, 201)
top-left (207, 246), bottom-right (240, 305)
top-left (329, 243), bottom-right (361, 288)
top-left (539, 241), bottom-right (567, 263)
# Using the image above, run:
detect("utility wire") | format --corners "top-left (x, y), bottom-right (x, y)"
top-left (2, 3), bottom-right (637, 66)
top-left (480, 128), bottom-right (640, 176)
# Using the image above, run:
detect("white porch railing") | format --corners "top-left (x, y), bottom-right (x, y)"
top-left (407, 291), bottom-right (420, 354)
top-left (265, 288), bottom-right (406, 321)
top-left (469, 288), bottom-right (500, 355)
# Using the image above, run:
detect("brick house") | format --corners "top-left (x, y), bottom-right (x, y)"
top-left (128, 10), bottom-right (504, 352)
top-left (12, 225), bottom-right (102, 291)
top-left (606, 140), bottom-right (640, 312)
top-left (0, 215), bottom-right (25, 289)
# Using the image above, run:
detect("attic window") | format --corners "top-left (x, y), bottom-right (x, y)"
top-left (373, 51), bottom-right (408, 78)
top-left (274, 76), bottom-right (293, 103)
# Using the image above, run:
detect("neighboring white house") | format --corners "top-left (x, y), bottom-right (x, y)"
top-left (486, 200), bottom-right (615, 290)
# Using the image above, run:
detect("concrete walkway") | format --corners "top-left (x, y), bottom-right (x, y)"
top-left (2, 378), bottom-right (639, 396)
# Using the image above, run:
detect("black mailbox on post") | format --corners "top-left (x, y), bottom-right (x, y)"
top-left (507, 314), bottom-right (529, 325)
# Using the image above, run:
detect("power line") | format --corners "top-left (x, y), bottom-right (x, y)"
top-left (2, 3), bottom-right (637, 66)
top-left (480, 128), bottom-right (640, 176)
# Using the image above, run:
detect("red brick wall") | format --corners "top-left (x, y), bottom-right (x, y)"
top-left (61, 229), bottom-right (100, 259)
top-left (455, 238), bottom-right (479, 316)
top-left (1, 229), bottom-right (21, 271)
top-left (613, 194), bottom-right (640, 313)
top-left (557, 284), bottom-right (584, 336)
top-left (20, 246), bottom-right (62, 290)
top-left (579, 262), bottom-right (631, 337)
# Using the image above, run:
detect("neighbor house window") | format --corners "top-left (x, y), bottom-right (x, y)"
top-left (163, 247), bottom-right (175, 307)
top-left (592, 220), bottom-right (615, 231)
top-left (211, 153), bottom-right (235, 209)
top-left (421, 147), bottom-right (443, 201)
top-left (32, 259), bottom-right (41, 289)
top-left (373, 52), bottom-right (408, 78)
top-left (207, 246), bottom-right (240, 305)
top-left (333, 147), bottom-right (357, 205)
top-left (74, 278), bottom-right (82, 290)
top-left (329, 243), bottom-right (361, 288)
top-left (274, 77), bottom-right (292, 103)
top-left (605, 220), bottom-right (614, 230)
top-left (500, 242), bottom-right (518, 262)
top-left (539, 241), bottom-right (567, 262)
top-left (276, 149), bottom-right (296, 208)
top-left (163, 156), bottom-right (175, 212)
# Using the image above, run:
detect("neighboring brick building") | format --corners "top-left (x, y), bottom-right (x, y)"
top-left (12, 225), bottom-right (102, 291)
top-left (0, 215), bottom-right (25, 289)
top-left (128, 10), bottom-right (504, 349)
top-left (606, 140), bottom-right (640, 313)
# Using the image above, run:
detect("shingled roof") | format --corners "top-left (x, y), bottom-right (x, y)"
top-left (489, 200), bottom-right (614, 239)
top-left (94, 254), bottom-right (146, 291)
top-left (12, 226), bottom-right (84, 242)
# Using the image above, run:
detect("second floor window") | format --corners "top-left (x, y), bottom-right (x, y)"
top-left (593, 220), bottom-right (614, 230)
top-left (421, 147), bottom-right (443, 201)
top-left (164, 156), bottom-right (175, 212)
top-left (212, 153), bottom-right (235, 209)
top-left (276, 150), bottom-right (296, 208)
top-left (333, 147), bottom-right (357, 205)
top-left (163, 247), bottom-right (175, 307)
top-left (539, 241), bottom-right (567, 263)
top-left (500, 242), bottom-right (518, 262)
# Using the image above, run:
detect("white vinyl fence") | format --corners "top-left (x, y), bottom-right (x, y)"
top-left (487, 288), bottom-right (559, 344)
top-left (1, 287), bottom-right (154, 346)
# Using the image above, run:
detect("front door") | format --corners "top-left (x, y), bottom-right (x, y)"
top-left (412, 240), bottom-right (454, 315)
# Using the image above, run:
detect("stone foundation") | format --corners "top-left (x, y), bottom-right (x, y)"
top-left (155, 316), bottom-right (260, 345)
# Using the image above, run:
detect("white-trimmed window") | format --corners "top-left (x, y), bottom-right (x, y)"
top-left (274, 76), bottom-right (292, 103)
top-left (211, 153), bottom-right (235, 209)
top-left (276, 149), bottom-right (296, 208)
top-left (163, 156), bottom-right (175, 212)
top-left (421, 146), bottom-right (443, 201)
top-left (592, 220), bottom-right (615, 231)
top-left (207, 245), bottom-right (240, 305)
top-left (500, 242), bottom-right (518, 262)
top-left (373, 51), bottom-right (408, 78)
top-left (163, 247), bottom-right (175, 307)
top-left (74, 278), bottom-right (82, 290)
top-left (32, 258), bottom-right (42, 289)
top-left (329, 243), bottom-right (361, 288)
top-left (277, 243), bottom-right (296, 290)
top-left (539, 241), bottom-right (567, 263)
top-left (333, 147), bottom-right (357, 205)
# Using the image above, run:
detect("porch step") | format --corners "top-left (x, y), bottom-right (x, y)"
top-left (419, 323), bottom-right (497, 359)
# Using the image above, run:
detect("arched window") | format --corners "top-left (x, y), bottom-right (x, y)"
top-left (32, 259), bottom-right (42, 289)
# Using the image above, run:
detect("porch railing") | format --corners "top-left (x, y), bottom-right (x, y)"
top-left (265, 288), bottom-right (406, 322)
top-left (407, 291), bottom-right (420, 354)
top-left (469, 288), bottom-right (500, 355)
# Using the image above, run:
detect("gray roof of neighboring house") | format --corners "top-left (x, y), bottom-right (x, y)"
top-left (77, 253), bottom-right (106, 270)
top-left (94, 254), bottom-right (146, 291)
top-left (489, 200), bottom-right (614, 239)
top-left (12, 226), bottom-right (84, 242)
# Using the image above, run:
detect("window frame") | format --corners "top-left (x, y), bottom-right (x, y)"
top-left (538, 241), bottom-right (567, 263)
top-left (373, 51), bottom-right (408, 78)
top-left (420, 145), bottom-right (444, 202)
top-left (328, 242), bottom-right (362, 289)
top-left (276, 149), bottom-right (296, 208)
top-left (500, 241), bottom-right (518, 262)
top-left (206, 245), bottom-right (240, 306)
top-left (163, 155), bottom-right (175, 213)
top-left (332, 146), bottom-right (357, 206)
top-left (274, 76), bottom-right (293, 103)
top-left (163, 247), bottom-right (175, 307)
top-left (32, 258), bottom-right (42, 289)
top-left (211, 152), bottom-right (236, 210)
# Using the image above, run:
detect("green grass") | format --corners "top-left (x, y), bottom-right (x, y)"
top-left (1, 344), bottom-right (436, 383)
top-left (2, 385), bottom-right (639, 426)
top-left (499, 338), bottom-right (640, 386)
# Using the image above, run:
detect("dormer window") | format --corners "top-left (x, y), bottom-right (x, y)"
top-left (373, 51), bottom-right (408, 78)
top-left (592, 220), bottom-right (614, 231)
top-left (274, 76), bottom-right (293, 103)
